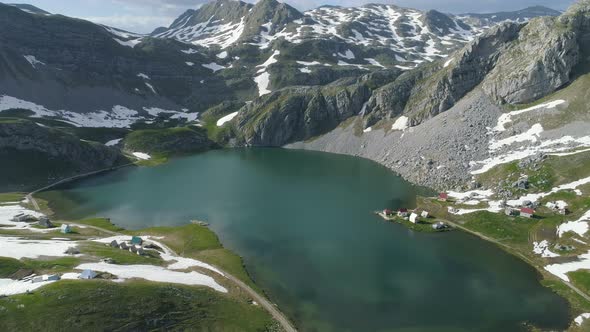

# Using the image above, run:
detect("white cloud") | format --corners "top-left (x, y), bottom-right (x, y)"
top-left (82, 15), bottom-right (175, 33)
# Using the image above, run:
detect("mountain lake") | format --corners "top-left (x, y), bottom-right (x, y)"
top-left (40, 148), bottom-right (571, 332)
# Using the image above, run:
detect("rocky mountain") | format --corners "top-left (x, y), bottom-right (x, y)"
top-left (152, 1), bottom-right (560, 67)
top-left (0, 1), bottom-right (266, 129)
top-left (0, 0), bottom-right (559, 129)
top-left (0, 0), bottom-right (574, 189)
top-left (234, 2), bottom-right (590, 190)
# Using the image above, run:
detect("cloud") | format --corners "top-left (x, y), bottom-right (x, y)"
top-left (82, 15), bottom-right (175, 33)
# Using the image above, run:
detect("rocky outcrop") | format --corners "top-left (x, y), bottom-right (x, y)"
top-left (236, 78), bottom-right (371, 146)
top-left (241, 0), bottom-right (302, 40)
top-left (0, 119), bottom-right (124, 171)
top-left (481, 17), bottom-right (579, 104)
top-left (287, 90), bottom-right (503, 190)
top-left (123, 127), bottom-right (215, 155)
top-left (364, 22), bottom-right (521, 126)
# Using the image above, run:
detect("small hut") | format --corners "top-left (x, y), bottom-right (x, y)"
top-left (432, 222), bottom-right (447, 230)
top-left (520, 208), bottom-right (535, 219)
top-left (409, 213), bottom-right (419, 224)
top-left (44, 274), bottom-right (60, 281)
top-left (109, 240), bottom-right (119, 248)
top-left (131, 236), bottom-right (143, 245)
top-left (398, 208), bottom-right (409, 218)
top-left (79, 269), bottom-right (97, 280)
top-left (60, 224), bottom-right (72, 234)
top-left (38, 216), bottom-right (54, 228)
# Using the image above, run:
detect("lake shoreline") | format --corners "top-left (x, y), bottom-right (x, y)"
top-left (22, 180), bottom-right (298, 331)
top-left (28, 147), bottom-right (577, 331)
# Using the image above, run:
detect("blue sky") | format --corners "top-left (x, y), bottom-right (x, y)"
top-left (14, 0), bottom-right (575, 33)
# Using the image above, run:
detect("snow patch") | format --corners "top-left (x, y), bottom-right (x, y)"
top-left (364, 58), bottom-right (385, 68)
top-left (254, 50), bottom-right (280, 96)
top-left (557, 210), bottom-right (590, 238)
top-left (105, 138), bottom-right (122, 147)
top-left (0, 205), bottom-right (49, 233)
top-left (23, 55), bottom-right (45, 68)
top-left (0, 237), bottom-right (75, 259)
top-left (216, 112), bottom-right (239, 127)
top-left (76, 262), bottom-right (227, 293)
top-left (533, 240), bottom-right (559, 258)
top-left (494, 100), bottom-right (565, 132)
top-left (113, 38), bottom-right (142, 48)
top-left (132, 152), bottom-right (151, 160)
top-left (0, 278), bottom-right (57, 296)
top-left (0, 95), bottom-right (196, 128)
top-left (202, 62), bottom-right (226, 72)
top-left (338, 49), bottom-right (355, 59)
top-left (575, 313), bottom-right (590, 326)
top-left (391, 116), bottom-right (409, 131)
top-left (545, 250), bottom-right (590, 281)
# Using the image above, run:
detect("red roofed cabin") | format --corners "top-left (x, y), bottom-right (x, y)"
top-left (438, 193), bottom-right (449, 202)
top-left (398, 208), bottom-right (409, 217)
top-left (520, 208), bottom-right (535, 219)
top-left (383, 209), bottom-right (394, 216)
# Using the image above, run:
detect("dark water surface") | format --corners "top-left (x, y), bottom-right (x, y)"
top-left (44, 148), bottom-right (570, 331)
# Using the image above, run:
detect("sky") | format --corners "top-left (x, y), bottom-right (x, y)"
top-left (13, 0), bottom-right (576, 33)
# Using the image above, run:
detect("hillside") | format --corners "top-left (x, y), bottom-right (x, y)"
top-left (0, 0), bottom-right (558, 130)
top-left (0, 118), bottom-right (128, 191)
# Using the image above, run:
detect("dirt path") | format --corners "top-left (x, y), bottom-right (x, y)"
top-left (67, 222), bottom-right (298, 332)
top-left (430, 203), bottom-right (590, 303)
top-left (26, 190), bottom-right (297, 332)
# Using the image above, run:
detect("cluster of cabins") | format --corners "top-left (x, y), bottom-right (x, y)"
top-left (382, 208), bottom-right (447, 230)
top-left (11, 214), bottom-right (54, 228)
top-left (10, 213), bottom-right (74, 233)
top-left (109, 236), bottom-right (145, 255)
top-left (439, 192), bottom-right (570, 219)
top-left (21, 269), bottom-right (98, 285)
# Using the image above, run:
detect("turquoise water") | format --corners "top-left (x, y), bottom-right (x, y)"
top-left (47, 148), bottom-right (570, 331)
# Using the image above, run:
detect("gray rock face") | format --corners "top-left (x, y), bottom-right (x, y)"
top-left (236, 80), bottom-right (370, 146)
top-left (481, 17), bottom-right (580, 104)
top-left (287, 90), bottom-right (502, 190)
top-left (364, 22), bottom-right (521, 126)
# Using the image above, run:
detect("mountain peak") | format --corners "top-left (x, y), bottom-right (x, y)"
top-left (243, 0), bottom-right (303, 36)
top-left (8, 3), bottom-right (50, 15)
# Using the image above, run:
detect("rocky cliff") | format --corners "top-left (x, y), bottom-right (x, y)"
top-left (235, 71), bottom-right (403, 146)
top-left (242, 2), bottom-right (590, 190)
top-left (0, 119), bottom-right (124, 169)
top-left (0, 118), bottom-right (127, 190)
